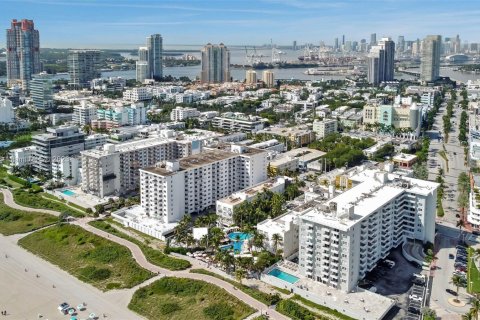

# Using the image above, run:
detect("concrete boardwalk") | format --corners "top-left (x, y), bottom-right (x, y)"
top-left (0, 188), bottom-right (288, 319)
top-left (1, 188), bottom-right (60, 216)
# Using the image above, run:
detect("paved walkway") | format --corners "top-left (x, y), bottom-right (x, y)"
top-left (0, 188), bottom-right (60, 216)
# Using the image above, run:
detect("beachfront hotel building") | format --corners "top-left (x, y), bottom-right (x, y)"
top-left (297, 168), bottom-right (438, 292)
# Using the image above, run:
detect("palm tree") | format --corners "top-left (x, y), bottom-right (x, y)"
top-left (463, 311), bottom-right (475, 320)
top-left (272, 233), bottom-right (283, 254)
top-left (452, 275), bottom-right (465, 302)
top-left (457, 219), bottom-right (465, 233)
top-left (253, 232), bottom-right (266, 250)
top-left (471, 298), bottom-right (480, 320)
top-left (235, 269), bottom-right (247, 284)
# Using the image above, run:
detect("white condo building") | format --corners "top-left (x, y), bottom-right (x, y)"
top-left (81, 130), bottom-right (206, 197)
top-left (170, 106), bottom-right (201, 121)
top-left (297, 168), bottom-right (438, 292)
top-left (73, 101), bottom-right (97, 126)
top-left (139, 145), bottom-right (267, 222)
top-left (0, 97), bottom-right (15, 123)
top-left (312, 119), bottom-right (338, 139)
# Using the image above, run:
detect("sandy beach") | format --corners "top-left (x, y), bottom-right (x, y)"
top-left (0, 233), bottom-right (145, 320)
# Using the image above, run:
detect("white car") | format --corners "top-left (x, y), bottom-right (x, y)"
top-left (409, 294), bottom-right (422, 302)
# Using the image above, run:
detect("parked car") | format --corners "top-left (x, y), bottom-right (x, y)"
top-left (409, 294), bottom-right (422, 301)
top-left (446, 289), bottom-right (457, 296)
top-left (408, 306), bottom-right (420, 315)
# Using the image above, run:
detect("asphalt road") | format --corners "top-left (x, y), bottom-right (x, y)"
top-left (427, 92), bottom-right (471, 319)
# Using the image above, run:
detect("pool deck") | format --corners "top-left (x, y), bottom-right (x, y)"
top-left (262, 263), bottom-right (395, 320)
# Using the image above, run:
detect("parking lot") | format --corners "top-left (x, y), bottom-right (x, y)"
top-left (404, 282), bottom-right (426, 320)
top-left (359, 247), bottom-right (425, 319)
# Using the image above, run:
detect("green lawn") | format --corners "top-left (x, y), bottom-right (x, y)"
top-left (89, 220), bottom-right (190, 270)
top-left (0, 193), bottom-right (58, 235)
top-left (468, 247), bottom-right (480, 293)
top-left (13, 189), bottom-right (85, 217)
top-left (190, 269), bottom-right (281, 306)
top-left (18, 224), bottom-right (154, 291)
top-left (128, 277), bottom-right (255, 320)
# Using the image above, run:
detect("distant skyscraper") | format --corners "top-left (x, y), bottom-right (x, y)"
top-left (146, 34), bottom-right (163, 79)
top-left (200, 43), bottom-right (230, 83)
top-left (397, 36), bottom-right (405, 54)
top-left (245, 70), bottom-right (257, 85)
top-left (136, 61), bottom-right (149, 83)
top-left (68, 50), bottom-right (101, 89)
top-left (293, 41), bottom-right (297, 50)
top-left (30, 72), bottom-right (53, 110)
top-left (6, 19), bottom-right (41, 91)
top-left (370, 33), bottom-right (377, 46)
top-left (334, 38), bottom-right (339, 51)
top-left (262, 70), bottom-right (274, 88)
top-left (342, 35), bottom-right (345, 46)
top-left (420, 35), bottom-right (442, 82)
top-left (136, 46), bottom-right (149, 83)
top-left (367, 37), bottom-right (395, 85)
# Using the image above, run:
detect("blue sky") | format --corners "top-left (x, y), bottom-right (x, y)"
top-left (1, 0), bottom-right (480, 48)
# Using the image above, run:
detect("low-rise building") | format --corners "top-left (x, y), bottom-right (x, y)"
top-left (262, 125), bottom-right (316, 147)
top-left (123, 87), bottom-right (152, 101)
top-left (9, 146), bottom-right (36, 168)
top-left (73, 101), bottom-right (97, 126)
top-left (212, 112), bottom-right (266, 133)
top-left (170, 106), bottom-right (201, 121)
top-left (392, 153), bottom-right (418, 168)
top-left (312, 119), bottom-right (338, 139)
top-left (0, 97), bottom-right (15, 123)
top-left (216, 176), bottom-right (289, 226)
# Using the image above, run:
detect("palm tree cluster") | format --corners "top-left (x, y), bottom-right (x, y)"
top-left (232, 189), bottom-right (286, 227)
top-left (458, 172), bottom-right (470, 219)
top-left (463, 297), bottom-right (480, 320)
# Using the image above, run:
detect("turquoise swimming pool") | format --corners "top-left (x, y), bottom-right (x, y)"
top-left (61, 190), bottom-right (75, 196)
top-left (268, 268), bottom-right (299, 284)
top-left (228, 232), bottom-right (252, 241)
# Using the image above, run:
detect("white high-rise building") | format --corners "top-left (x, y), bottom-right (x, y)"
top-left (136, 61), bottom-right (149, 83)
top-left (30, 72), bottom-right (54, 110)
top-left (68, 50), bottom-right (101, 89)
top-left (0, 97), bottom-right (15, 123)
top-left (81, 130), bottom-right (207, 197)
top-left (421, 35), bottom-right (442, 82)
top-left (139, 145), bottom-right (268, 222)
top-left (297, 168), bottom-right (438, 292)
top-left (73, 101), bottom-right (97, 126)
top-left (200, 43), bottom-right (230, 83)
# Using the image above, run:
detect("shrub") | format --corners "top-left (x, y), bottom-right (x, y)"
top-left (159, 302), bottom-right (181, 315)
top-left (80, 266), bottom-right (112, 281)
top-left (203, 302), bottom-right (235, 320)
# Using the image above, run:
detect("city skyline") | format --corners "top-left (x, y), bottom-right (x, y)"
top-left (1, 0), bottom-right (480, 48)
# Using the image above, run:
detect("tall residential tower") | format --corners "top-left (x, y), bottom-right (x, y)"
top-left (6, 19), bottom-right (41, 91)
top-left (420, 35), bottom-right (442, 82)
top-left (68, 50), bottom-right (101, 89)
top-left (200, 43), bottom-right (231, 83)
top-left (367, 37), bottom-right (395, 85)
top-left (146, 34), bottom-right (163, 79)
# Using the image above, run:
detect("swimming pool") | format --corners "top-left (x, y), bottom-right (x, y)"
top-left (228, 232), bottom-right (252, 241)
top-left (268, 268), bottom-right (299, 284)
top-left (61, 190), bottom-right (75, 196)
